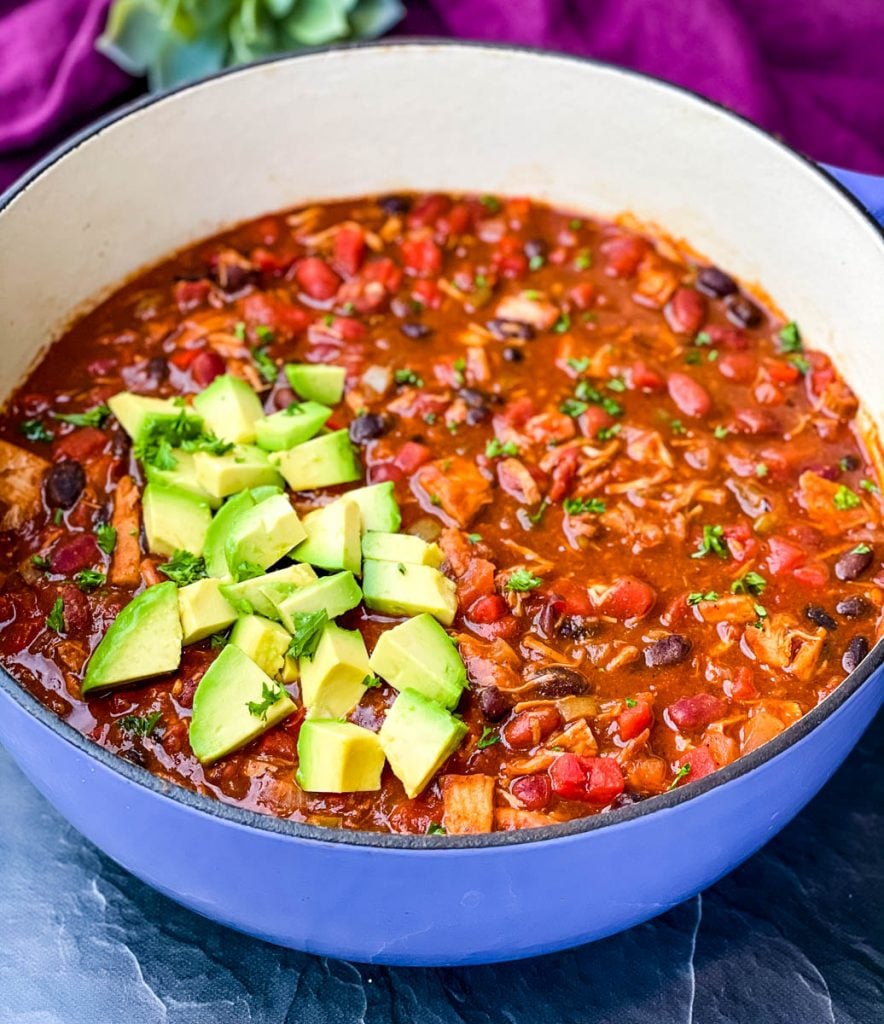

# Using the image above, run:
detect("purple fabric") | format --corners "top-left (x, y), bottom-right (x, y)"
top-left (1, 0), bottom-right (883, 194)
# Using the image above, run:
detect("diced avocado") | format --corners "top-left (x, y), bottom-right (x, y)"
top-left (362, 560), bottom-right (457, 626)
top-left (82, 581), bottom-right (182, 693)
top-left (285, 363), bottom-right (346, 405)
top-left (193, 444), bottom-right (283, 500)
top-left (203, 486), bottom-right (281, 577)
top-left (296, 720), bottom-right (384, 793)
top-left (219, 562), bottom-right (317, 619)
top-left (108, 392), bottom-right (201, 440)
top-left (193, 374), bottom-right (263, 444)
top-left (299, 622), bottom-right (370, 718)
top-left (271, 430), bottom-right (360, 491)
top-left (142, 482), bottom-right (212, 557)
top-left (274, 571), bottom-right (362, 627)
top-left (144, 449), bottom-right (221, 508)
top-left (344, 482), bottom-right (401, 532)
top-left (362, 532), bottom-right (443, 568)
top-left (178, 577), bottom-right (237, 644)
top-left (293, 498), bottom-right (361, 575)
top-left (369, 614), bottom-right (466, 710)
top-left (189, 645), bottom-right (295, 763)
top-left (254, 401), bottom-right (332, 452)
top-left (379, 688), bottom-right (468, 798)
top-left (223, 494), bottom-right (306, 573)
top-left (230, 614), bottom-right (291, 679)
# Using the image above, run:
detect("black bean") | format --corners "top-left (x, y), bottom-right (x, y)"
top-left (486, 318), bottom-right (536, 341)
top-left (465, 407), bottom-right (491, 425)
top-left (834, 547), bottom-right (873, 581)
top-left (524, 238), bottom-right (548, 260)
top-left (120, 747), bottom-right (147, 767)
top-left (45, 461), bottom-right (85, 509)
top-left (146, 356), bottom-right (168, 384)
top-left (502, 346), bottom-right (524, 363)
top-left (348, 414), bottom-right (389, 444)
top-left (557, 616), bottom-right (592, 640)
top-left (839, 454), bottom-right (860, 472)
top-left (611, 791), bottom-right (643, 809)
top-left (214, 262), bottom-right (254, 295)
top-left (478, 685), bottom-right (511, 721)
top-left (400, 321), bottom-right (432, 339)
top-left (842, 636), bottom-right (870, 674)
top-left (836, 595), bottom-right (871, 619)
top-left (457, 387), bottom-right (492, 409)
top-left (696, 266), bottom-right (737, 298)
top-left (805, 605), bottom-right (837, 631)
top-left (725, 294), bottom-right (763, 329)
top-left (644, 634), bottom-right (692, 668)
top-left (379, 194), bottom-right (411, 215)
top-left (526, 665), bottom-right (592, 698)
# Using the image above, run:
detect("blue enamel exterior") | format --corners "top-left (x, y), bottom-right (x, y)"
top-left (0, 73), bottom-right (881, 964)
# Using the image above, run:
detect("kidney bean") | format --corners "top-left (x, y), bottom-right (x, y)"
top-left (836, 596), bottom-right (871, 619)
top-left (696, 266), bottom-right (737, 298)
top-left (834, 546), bottom-right (873, 580)
top-left (842, 636), bottom-right (870, 674)
top-left (644, 634), bottom-right (692, 667)
top-left (526, 665), bottom-right (592, 698)
top-left (348, 413), bottom-right (390, 444)
top-left (50, 533), bottom-right (100, 575)
top-left (190, 349), bottom-right (226, 386)
top-left (45, 461), bottom-right (85, 508)
top-left (612, 791), bottom-right (643, 809)
top-left (511, 774), bottom-right (552, 811)
top-left (731, 407), bottom-right (780, 435)
top-left (805, 606), bottom-right (837, 631)
top-left (664, 287), bottom-right (706, 335)
top-left (667, 372), bottom-right (711, 418)
top-left (478, 685), bottom-right (511, 721)
top-left (725, 294), bottom-right (763, 328)
top-left (717, 353), bottom-right (757, 383)
top-left (503, 706), bottom-right (563, 750)
top-left (667, 693), bottom-right (725, 731)
top-left (549, 754), bottom-right (625, 804)
top-left (294, 257), bottom-right (341, 301)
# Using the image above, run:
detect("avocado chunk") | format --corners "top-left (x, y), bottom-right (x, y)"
top-left (178, 577), bottom-right (237, 644)
top-left (223, 493), bottom-right (306, 574)
top-left (230, 614), bottom-right (292, 679)
top-left (293, 498), bottom-right (361, 575)
top-left (297, 720), bottom-right (384, 793)
top-left (362, 560), bottom-right (457, 626)
top-left (219, 562), bottom-right (317, 619)
top-left (189, 645), bottom-right (295, 763)
top-left (203, 485), bottom-right (281, 578)
top-left (343, 482), bottom-right (401, 532)
top-left (361, 532), bottom-right (443, 568)
top-left (271, 430), bottom-right (360, 491)
top-left (143, 482), bottom-right (212, 557)
top-left (299, 622), bottom-right (371, 718)
top-left (254, 400), bottom-right (332, 452)
top-left (193, 444), bottom-right (283, 500)
top-left (274, 571), bottom-right (362, 627)
top-left (369, 614), bottom-right (466, 710)
top-left (108, 392), bottom-right (201, 440)
top-left (285, 363), bottom-right (345, 405)
top-left (379, 689), bottom-right (468, 798)
top-left (82, 581), bottom-right (182, 693)
top-left (144, 449), bottom-right (221, 508)
top-left (193, 374), bottom-right (264, 444)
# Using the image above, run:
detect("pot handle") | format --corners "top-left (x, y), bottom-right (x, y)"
top-left (822, 164), bottom-right (884, 226)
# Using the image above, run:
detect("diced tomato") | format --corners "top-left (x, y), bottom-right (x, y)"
top-left (393, 441), bottom-right (432, 474)
top-left (458, 558), bottom-right (496, 608)
top-left (766, 535), bottom-right (806, 576)
top-left (717, 353), bottom-right (757, 383)
top-left (190, 349), bottom-right (226, 386)
top-left (468, 616), bottom-right (519, 640)
top-left (793, 562), bottom-right (829, 587)
top-left (293, 257), bottom-right (341, 301)
top-left (50, 533), bottom-right (100, 575)
top-left (549, 754), bottom-right (625, 804)
top-left (675, 746), bottom-right (717, 784)
top-left (169, 349), bottom-right (197, 370)
top-left (618, 699), bottom-right (652, 741)
top-left (407, 193), bottom-right (450, 230)
top-left (491, 235), bottom-right (528, 279)
top-left (579, 404), bottom-right (615, 439)
top-left (337, 258), bottom-right (403, 314)
top-left (601, 234), bottom-right (647, 277)
top-left (411, 278), bottom-right (442, 309)
top-left (764, 359), bottom-right (801, 386)
top-left (568, 282), bottom-right (595, 310)
top-left (667, 372), bottom-right (712, 418)
top-left (53, 427), bottom-right (107, 463)
top-left (468, 594), bottom-right (508, 623)
top-left (631, 360), bottom-right (666, 392)
top-left (503, 197), bottom-right (532, 224)
top-left (332, 225), bottom-right (366, 277)
top-left (722, 523), bottom-right (759, 563)
top-left (249, 247), bottom-right (291, 275)
top-left (241, 293), bottom-right (312, 336)
top-left (545, 577), bottom-right (593, 617)
top-left (173, 279), bottom-right (210, 312)
top-left (499, 396), bottom-right (535, 427)
top-left (724, 666), bottom-right (758, 701)
top-left (595, 576), bottom-right (656, 621)
top-left (438, 202), bottom-right (472, 239)
top-left (547, 447), bottom-right (579, 502)
top-left (400, 236), bottom-right (443, 278)
top-left (667, 693), bottom-right (725, 731)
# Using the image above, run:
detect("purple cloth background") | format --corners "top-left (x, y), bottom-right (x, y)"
top-left (1, 0), bottom-right (883, 193)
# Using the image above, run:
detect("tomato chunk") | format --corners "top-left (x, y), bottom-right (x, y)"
top-left (618, 699), bottom-right (652, 741)
top-left (549, 754), bottom-right (625, 804)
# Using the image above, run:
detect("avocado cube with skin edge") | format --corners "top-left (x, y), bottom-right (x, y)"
top-left (108, 392), bottom-right (201, 440)
top-left (299, 622), bottom-right (371, 719)
top-left (193, 374), bottom-right (264, 444)
top-left (361, 532), bottom-right (444, 568)
top-left (254, 401), bottom-right (332, 452)
top-left (297, 720), bottom-right (385, 793)
top-left (189, 644), bottom-right (295, 764)
top-left (362, 559), bottom-right (458, 626)
top-left (369, 613), bottom-right (466, 710)
top-left (230, 614), bottom-right (292, 679)
top-left (203, 485), bottom-right (281, 578)
top-left (178, 577), bottom-right (237, 644)
top-left (270, 430), bottom-right (360, 491)
top-left (285, 363), bottom-right (346, 405)
top-left (82, 581), bottom-right (182, 693)
top-left (379, 688), bottom-right (468, 798)
top-left (193, 445), bottom-right (283, 500)
top-left (142, 482), bottom-right (212, 558)
top-left (273, 571), bottom-right (363, 628)
top-left (343, 481), bottom-right (401, 532)
top-left (219, 562), bottom-right (317, 619)
top-left (293, 498), bottom-right (362, 575)
top-left (223, 493), bottom-right (306, 573)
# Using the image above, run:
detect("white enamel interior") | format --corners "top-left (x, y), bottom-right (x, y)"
top-left (1, 43), bottom-right (882, 430)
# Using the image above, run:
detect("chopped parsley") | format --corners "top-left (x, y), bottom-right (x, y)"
top-left (283, 401), bottom-right (306, 417)
top-left (119, 711), bottom-right (162, 738)
top-left (253, 346), bottom-right (278, 384)
top-left (560, 398), bottom-right (588, 418)
top-left (788, 354), bottom-right (811, 375)
top-left (31, 554), bottom-right (50, 571)
top-left (429, 493), bottom-right (442, 506)
top-left (713, 425), bottom-right (729, 440)
top-left (693, 331), bottom-right (712, 347)
top-left (670, 419), bottom-right (687, 435)
top-left (452, 357), bottom-right (466, 385)
top-left (606, 377), bottom-right (626, 393)
top-left (485, 438), bottom-right (519, 459)
top-left (426, 822), bottom-right (447, 835)
top-left (527, 499), bottom-right (549, 525)
top-left (254, 324), bottom-right (274, 343)
top-left (731, 571), bottom-right (767, 596)
top-left (234, 561), bottom-right (265, 582)
top-left (568, 218), bottom-right (583, 231)
top-left (363, 674), bottom-right (381, 689)
top-left (504, 568), bottom-right (543, 592)
top-left (552, 312), bottom-right (571, 334)
top-left (74, 569), bottom-right (106, 591)
top-left (574, 250), bottom-right (592, 271)
top-left (19, 419), bottom-right (53, 443)
top-left (158, 550), bottom-right (207, 586)
top-left (597, 424), bottom-right (622, 441)
top-left (467, 533), bottom-right (482, 545)
top-left (860, 479), bottom-right (880, 495)
top-left (833, 485), bottom-right (861, 511)
top-left (286, 609), bottom-right (328, 661)
top-left (778, 321), bottom-right (803, 353)
top-left (668, 763), bottom-right (691, 790)
top-left (246, 681), bottom-right (286, 720)
top-left (45, 596), bottom-right (65, 633)
top-left (95, 522), bottom-right (117, 555)
top-left (233, 321), bottom-right (247, 341)
top-left (53, 403), bottom-right (111, 428)
top-left (53, 508), bottom-right (64, 525)
top-left (397, 562), bottom-right (407, 575)
top-left (684, 350), bottom-right (702, 365)
top-left (209, 631), bottom-right (230, 649)
top-left (133, 410), bottom-right (232, 468)
top-left (476, 726), bottom-right (500, 750)
top-left (625, 697), bottom-right (637, 708)
top-left (574, 380), bottom-right (623, 417)
top-left (479, 194), bottom-right (501, 214)
top-left (851, 543), bottom-right (872, 555)
top-left (755, 463), bottom-right (769, 478)
top-left (687, 590), bottom-right (719, 605)
top-left (529, 254), bottom-right (545, 271)
top-left (567, 357), bottom-right (591, 374)
top-left (563, 496), bottom-right (606, 515)
top-left (691, 524), bottom-right (728, 560)
top-left (395, 368), bottom-right (424, 388)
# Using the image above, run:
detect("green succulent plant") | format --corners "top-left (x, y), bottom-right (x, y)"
top-left (97, 0), bottom-right (406, 90)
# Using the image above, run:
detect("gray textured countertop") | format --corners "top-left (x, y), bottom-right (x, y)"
top-left (1, 716), bottom-right (881, 1024)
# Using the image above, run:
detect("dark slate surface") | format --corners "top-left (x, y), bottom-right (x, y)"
top-left (0, 716), bottom-right (881, 1024)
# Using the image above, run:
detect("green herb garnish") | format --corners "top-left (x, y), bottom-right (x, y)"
top-left (668, 763), bottom-right (691, 790)
top-left (563, 497), bottom-right (606, 515)
top-left (505, 568), bottom-right (542, 592)
top-left (731, 571), bottom-right (767, 596)
top-left (45, 596), bottom-right (66, 633)
top-left (477, 726), bottom-right (500, 750)
top-left (95, 522), bottom-right (117, 555)
top-left (778, 321), bottom-right (802, 352)
top-left (157, 550), bottom-right (207, 586)
top-left (234, 561), bottom-right (265, 582)
top-left (74, 569), bottom-right (106, 591)
top-left (485, 439), bottom-right (519, 459)
top-left (691, 524), bottom-right (728, 560)
top-left (834, 485), bottom-right (861, 511)
top-left (286, 609), bottom-right (328, 660)
top-left (119, 711), bottom-right (162, 738)
top-left (53, 404), bottom-right (111, 429)
top-left (253, 346), bottom-right (278, 384)
top-left (687, 591), bottom-right (719, 605)
top-left (395, 368), bottom-right (424, 388)
top-left (19, 419), bottom-right (53, 443)
top-left (246, 681), bottom-right (286, 720)
top-left (426, 822), bottom-right (447, 835)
